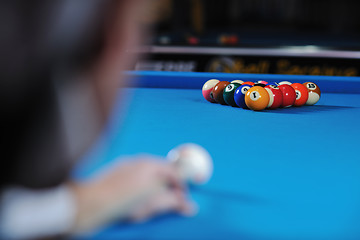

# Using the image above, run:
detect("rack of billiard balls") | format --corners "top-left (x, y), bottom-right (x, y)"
top-left (202, 79), bottom-right (321, 111)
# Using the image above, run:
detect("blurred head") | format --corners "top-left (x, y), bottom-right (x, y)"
top-left (0, 0), bottom-right (152, 188)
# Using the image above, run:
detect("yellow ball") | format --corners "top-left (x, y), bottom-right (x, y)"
top-left (245, 86), bottom-right (270, 111)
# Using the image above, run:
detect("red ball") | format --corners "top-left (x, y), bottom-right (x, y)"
top-left (278, 84), bottom-right (296, 108)
top-left (264, 85), bottom-right (283, 109)
top-left (291, 83), bottom-right (309, 107)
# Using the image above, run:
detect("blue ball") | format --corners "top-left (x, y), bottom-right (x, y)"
top-left (234, 84), bottom-right (252, 108)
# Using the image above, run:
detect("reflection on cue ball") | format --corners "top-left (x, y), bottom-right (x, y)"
top-left (167, 143), bottom-right (213, 185)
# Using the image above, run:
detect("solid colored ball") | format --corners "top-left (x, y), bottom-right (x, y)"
top-left (211, 81), bottom-right (231, 105)
top-left (202, 79), bottom-right (220, 103)
top-left (167, 143), bottom-right (213, 185)
top-left (278, 84), bottom-right (296, 107)
top-left (291, 83), bottom-right (309, 107)
top-left (245, 86), bottom-right (270, 111)
top-left (231, 80), bottom-right (244, 85)
top-left (242, 81), bottom-right (255, 86)
top-left (223, 83), bottom-right (241, 107)
top-left (234, 84), bottom-right (252, 108)
top-left (264, 85), bottom-right (283, 109)
top-left (278, 81), bottom-right (292, 85)
top-left (303, 82), bottom-right (321, 105)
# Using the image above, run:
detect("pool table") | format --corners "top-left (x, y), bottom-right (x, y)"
top-left (74, 71), bottom-right (360, 240)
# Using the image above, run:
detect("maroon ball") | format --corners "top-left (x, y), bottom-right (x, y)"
top-left (211, 81), bottom-right (231, 105)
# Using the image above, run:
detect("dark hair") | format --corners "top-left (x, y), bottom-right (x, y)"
top-left (0, 0), bottom-right (112, 188)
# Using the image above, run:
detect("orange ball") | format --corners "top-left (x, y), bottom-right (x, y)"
top-left (291, 83), bottom-right (309, 107)
top-left (242, 81), bottom-right (254, 86)
top-left (245, 86), bottom-right (270, 111)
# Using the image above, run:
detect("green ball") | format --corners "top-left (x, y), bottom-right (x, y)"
top-left (223, 83), bottom-right (241, 106)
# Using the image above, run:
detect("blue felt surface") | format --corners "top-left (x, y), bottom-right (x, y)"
top-left (73, 86), bottom-right (360, 240)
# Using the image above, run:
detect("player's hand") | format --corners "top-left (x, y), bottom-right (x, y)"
top-left (69, 156), bottom-right (197, 233)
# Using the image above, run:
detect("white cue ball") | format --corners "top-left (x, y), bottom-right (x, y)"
top-left (167, 143), bottom-right (213, 185)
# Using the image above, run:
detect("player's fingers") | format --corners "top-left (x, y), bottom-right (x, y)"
top-left (173, 189), bottom-right (198, 217)
top-left (161, 188), bottom-right (197, 217)
top-left (156, 162), bottom-right (187, 192)
top-left (129, 188), bottom-right (197, 222)
top-left (132, 156), bottom-right (186, 190)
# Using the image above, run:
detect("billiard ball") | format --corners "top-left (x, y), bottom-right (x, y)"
top-left (266, 82), bottom-right (279, 87)
top-left (278, 81), bottom-right (292, 85)
top-left (245, 86), bottom-right (270, 111)
top-left (254, 83), bottom-right (266, 87)
top-left (231, 80), bottom-right (244, 85)
top-left (202, 79), bottom-right (220, 103)
top-left (264, 85), bottom-right (283, 109)
top-left (167, 143), bottom-right (213, 184)
top-left (242, 81), bottom-right (255, 86)
top-left (223, 83), bottom-right (241, 107)
top-left (211, 81), bottom-right (231, 105)
top-left (291, 83), bottom-right (309, 107)
top-left (278, 84), bottom-right (296, 107)
top-left (303, 82), bottom-right (321, 105)
top-left (256, 80), bottom-right (268, 85)
top-left (234, 84), bottom-right (252, 108)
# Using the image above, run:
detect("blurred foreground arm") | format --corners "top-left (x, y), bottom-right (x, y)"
top-left (71, 156), bottom-right (197, 232)
top-left (1, 156), bottom-right (196, 239)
